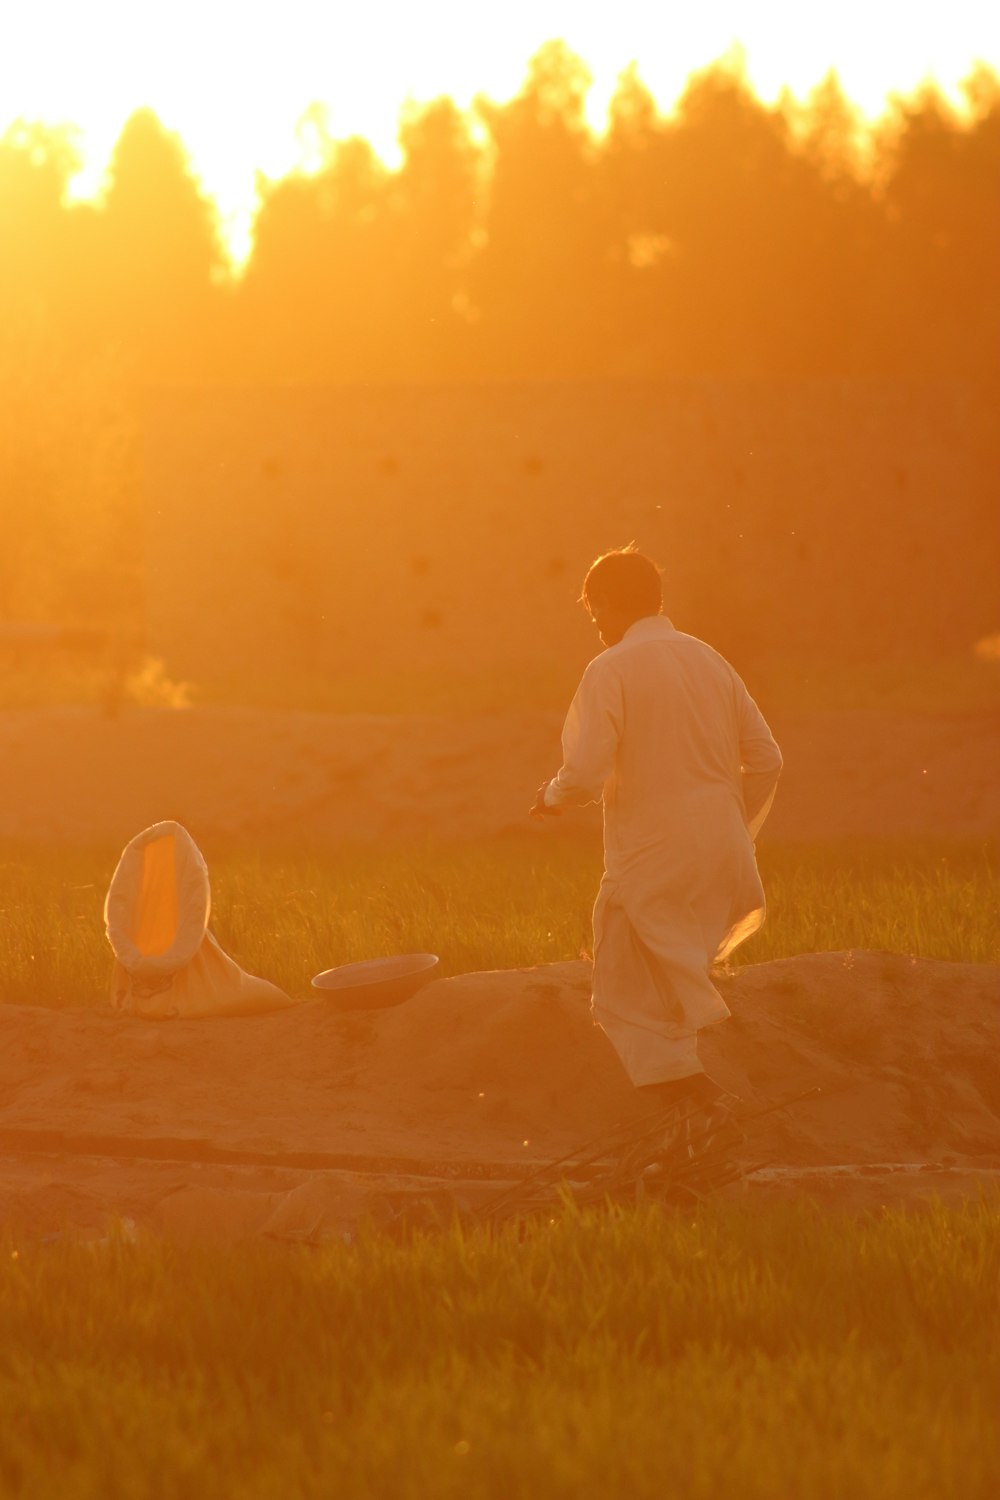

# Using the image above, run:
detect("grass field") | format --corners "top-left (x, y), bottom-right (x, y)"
top-left (0, 835), bottom-right (996, 1009)
top-left (2, 1199), bottom-right (997, 1500)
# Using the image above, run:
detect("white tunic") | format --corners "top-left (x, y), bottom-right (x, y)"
top-left (544, 616), bottom-right (782, 1086)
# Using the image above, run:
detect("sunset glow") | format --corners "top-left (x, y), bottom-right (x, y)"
top-left (2, 0), bottom-right (998, 264)
top-left (2, 0), bottom-right (999, 1480)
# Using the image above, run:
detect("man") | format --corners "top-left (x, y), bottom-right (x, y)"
top-left (531, 546), bottom-right (782, 1117)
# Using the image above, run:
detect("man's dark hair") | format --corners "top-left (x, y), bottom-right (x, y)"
top-left (581, 545), bottom-right (662, 616)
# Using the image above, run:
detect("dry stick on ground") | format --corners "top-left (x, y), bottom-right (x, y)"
top-left (474, 1088), bottom-right (822, 1225)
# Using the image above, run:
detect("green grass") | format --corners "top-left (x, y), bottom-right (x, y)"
top-left (2, 1199), bottom-right (997, 1500)
top-left (0, 837), bottom-right (996, 1009)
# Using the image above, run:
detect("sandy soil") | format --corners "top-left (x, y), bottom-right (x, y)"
top-left (0, 703), bottom-right (998, 848)
top-left (2, 952), bottom-right (997, 1241)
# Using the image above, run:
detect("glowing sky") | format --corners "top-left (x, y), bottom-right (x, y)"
top-left (2, 0), bottom-right (998, 264)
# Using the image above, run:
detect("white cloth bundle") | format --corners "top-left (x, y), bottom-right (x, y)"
top-left (105, 821), bottom-right (295, 1019)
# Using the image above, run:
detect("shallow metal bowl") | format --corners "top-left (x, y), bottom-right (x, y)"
top-left (310, 953), bottom-right (439, 1011)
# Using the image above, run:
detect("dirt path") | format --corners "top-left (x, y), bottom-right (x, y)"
top-left (1, 705), bottom-right (997, 847)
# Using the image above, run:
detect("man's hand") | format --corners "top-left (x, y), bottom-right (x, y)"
top-left (530, 781), bottom-right (561, 820)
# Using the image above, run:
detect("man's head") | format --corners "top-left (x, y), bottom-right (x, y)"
top-left (581, 545), bottom-right (663, 647)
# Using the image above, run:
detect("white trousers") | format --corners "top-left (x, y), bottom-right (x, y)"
top-left (591, 899), bottom-right (724, 1086)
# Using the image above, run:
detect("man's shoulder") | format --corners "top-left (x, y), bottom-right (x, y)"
top-left (577, 650), bottom-right (617, 687)
top-left (670, 630), bottom-right (740, 678)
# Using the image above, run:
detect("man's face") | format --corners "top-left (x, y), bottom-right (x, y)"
top-left (586, 595), bottom-right (629, 648)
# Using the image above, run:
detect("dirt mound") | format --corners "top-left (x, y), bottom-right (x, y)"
top-left (2, 952), bottom-right (997, 1178)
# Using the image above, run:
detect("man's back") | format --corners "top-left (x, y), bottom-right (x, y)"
top-left (601, 620), bottom-right (747, 813)
top-left (558, 617), bottom-right (782, 867)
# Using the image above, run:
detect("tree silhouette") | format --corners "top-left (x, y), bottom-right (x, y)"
top-left (241, 132), bottom-right (394, 380)
top-left (389, 97), bottom-right (482, 378)
top-left (0, 122), bottom-right (102, 355)
top-left (597, 65), bottom-right (680, 376)
top-left (468, 42), bottom-right (616, 378)
top-left (237, 97), bottom-right (481, 382)
top-left (94, 108), bottom-right (226, 376)
top-left (875, 76), bottom-right (1000, 386)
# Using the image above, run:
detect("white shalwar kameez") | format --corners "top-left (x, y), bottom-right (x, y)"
top-left (543, 616), bottom-right (782, 1086)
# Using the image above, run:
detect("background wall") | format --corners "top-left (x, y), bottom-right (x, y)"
top-left (143, 376), bottom-right (994, 707)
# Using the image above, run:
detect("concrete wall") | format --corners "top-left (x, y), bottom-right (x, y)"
top-left (142, 377), bottom-right (994, 701)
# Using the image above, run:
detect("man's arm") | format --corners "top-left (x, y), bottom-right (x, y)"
top-left (533, 662), bottom-right (623, 815)
top-left (736, 680), bottom-right (782, 838)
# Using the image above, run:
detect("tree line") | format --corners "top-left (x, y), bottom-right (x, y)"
top-left (3, 42), bottom-right (998, 389)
